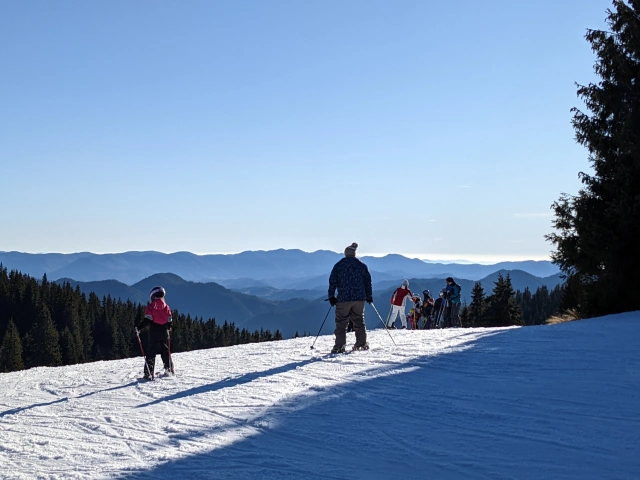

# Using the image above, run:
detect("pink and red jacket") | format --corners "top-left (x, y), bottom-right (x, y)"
top-left (144, 298), bottom-right (172, 326)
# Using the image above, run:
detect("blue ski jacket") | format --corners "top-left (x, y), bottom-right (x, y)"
top-left (445, 283), bottom-right (461, 305)
top-left (328, 257), bottom-right (373, 303)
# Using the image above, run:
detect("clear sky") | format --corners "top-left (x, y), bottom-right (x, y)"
top-left (1, 0), bottom-right (610, 263)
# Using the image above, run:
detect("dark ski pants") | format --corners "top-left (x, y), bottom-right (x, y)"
top-left (334, 301), bottom-right (366, 348)
top-left (450, 303), bottom-right (461, 327)
top-left (143, 328), bottom-right (171, 376)
top-left (444, 304), bottom-right (452, 328)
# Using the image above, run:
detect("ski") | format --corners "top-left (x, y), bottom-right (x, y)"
top-left (136, 371), bottom-right (175, 381)
top-left (315, 347), bottom-right (371, 356)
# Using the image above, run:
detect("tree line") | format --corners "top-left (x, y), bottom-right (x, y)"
top-left (460, 273), bottom-right (564, 328)
top-left (0, 266), bottom-right (283, 373)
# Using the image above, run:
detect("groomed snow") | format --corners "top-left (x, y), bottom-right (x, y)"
top-left (1, 313), bottom-right (639, 479)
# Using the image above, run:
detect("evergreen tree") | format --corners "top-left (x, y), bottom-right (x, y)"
top-left (459, 304), bottom-right (470, 328)
top-left (486, 274), bottom-right (523, 327)
top-left (60, 326), bottom-right (80, 365)
top-left (239, 328), bottom-right (252, 344)
top-left (468, 282), bottom-right (488, 327)
top-left (24, 304), bottom-right (62, 368)
top-left (546, 1), bottom-right (640, 317)
top-left (0, 319), bottom-right (24, 372)
top-left (0, 265), bottom-right (9, 339)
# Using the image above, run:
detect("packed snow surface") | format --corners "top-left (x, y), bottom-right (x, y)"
top-left (1, 313), bottom-right (639, 479)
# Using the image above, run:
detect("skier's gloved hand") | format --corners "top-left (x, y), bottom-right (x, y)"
top-left (366, 296), bottom-right (373, 304)
top-left (137, 318), bottom-right (151, 331)
top-left (328, 296), bottom-right (338, 306)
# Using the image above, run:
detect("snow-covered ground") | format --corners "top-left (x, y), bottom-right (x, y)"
top-left (1, 313), bottom-right (639, 479)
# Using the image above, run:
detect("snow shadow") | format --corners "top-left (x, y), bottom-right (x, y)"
top-left (0, 398), bottom-right (69, 418)
top-left (135, 357), bottom-right (324, 408)
top-left (114, 324), bottom-right (640, 480)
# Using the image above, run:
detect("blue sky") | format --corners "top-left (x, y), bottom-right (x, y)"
top-left (1, 0), bottom-right (609, 263)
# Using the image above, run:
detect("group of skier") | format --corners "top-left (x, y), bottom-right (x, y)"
top-left (387, 278), bottom-right (462, 330)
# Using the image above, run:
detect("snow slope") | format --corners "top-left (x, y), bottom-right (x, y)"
top-left (1, 313), bottom-right (639, 479)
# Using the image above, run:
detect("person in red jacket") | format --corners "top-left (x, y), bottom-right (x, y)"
top-left (137, 286), bottom-right (173, 379)
top-left (386, 279), bottom-right (413, 329)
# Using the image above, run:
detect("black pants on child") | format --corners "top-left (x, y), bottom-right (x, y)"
top-left (143, 324), bottom-right (171, 376)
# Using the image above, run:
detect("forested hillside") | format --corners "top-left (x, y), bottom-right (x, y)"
top-left (0, 266), bottom-right (282, 373)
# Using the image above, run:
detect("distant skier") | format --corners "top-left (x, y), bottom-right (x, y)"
top-left (136, 286), bottom-right (173, 379)
top-left (421, 290), bottom-right (434, 328)
top-left (386, 279), bottom-right (413, 329)
top-left (445, 277), bottom-right (462, 328)
top-left (433, 291), bottom-right (446, 328)
top-left (411, 294), bottom-right (422, 329)
top-left (328, 243), bottom-right (373, 353)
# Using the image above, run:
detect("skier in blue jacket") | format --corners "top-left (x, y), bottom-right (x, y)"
top-left (328, 243), bottom-right (373, 353)
top-left (445, 277), bottom-right (462, 328)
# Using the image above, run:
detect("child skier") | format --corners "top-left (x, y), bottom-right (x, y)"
top-left (407, 308), bottom-right (415, 330)
top-left (411, 295), bottom-right (422, 329)
top-left (136, 286), bottom-right (173, 379)
top-left (421, 290), bottom-right (434, 328)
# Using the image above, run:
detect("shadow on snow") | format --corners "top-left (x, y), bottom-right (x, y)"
top-left (135, 358), bottom-right (324, 409)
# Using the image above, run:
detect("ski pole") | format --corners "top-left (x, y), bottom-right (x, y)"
top-left (370, 303), bottom-right (397, 347)
top-left (135, 327), bottom-right (153, 379)
top-left (310, 303), bottom-right (334, 350)
top-left (438, 300), bottom-right (445, 328)
top-left (167, 332), bottom-right (174, 374)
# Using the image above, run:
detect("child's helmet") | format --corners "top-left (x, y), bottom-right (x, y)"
top-left (402, 279), bottom-right (409, 287)
top-left (149, 286), bottom-right (166, 301)
top-left (423, 289), bottom-right (430, 297)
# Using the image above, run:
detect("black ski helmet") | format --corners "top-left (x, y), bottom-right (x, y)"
top-left (149, 286), bottom-right (166, 301)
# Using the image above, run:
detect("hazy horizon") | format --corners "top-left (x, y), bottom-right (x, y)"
top-left (0, 248), bottom-right (552, 265)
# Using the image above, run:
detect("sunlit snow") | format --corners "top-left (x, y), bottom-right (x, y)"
top-left (1, 313), bottom-right (638, 479)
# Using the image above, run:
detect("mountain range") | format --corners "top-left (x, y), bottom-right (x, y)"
top-left (0, 249), bottom-right (559, 285)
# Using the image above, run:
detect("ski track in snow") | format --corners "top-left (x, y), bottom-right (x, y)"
top-left (1, 313), bottom-right (639, 479)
